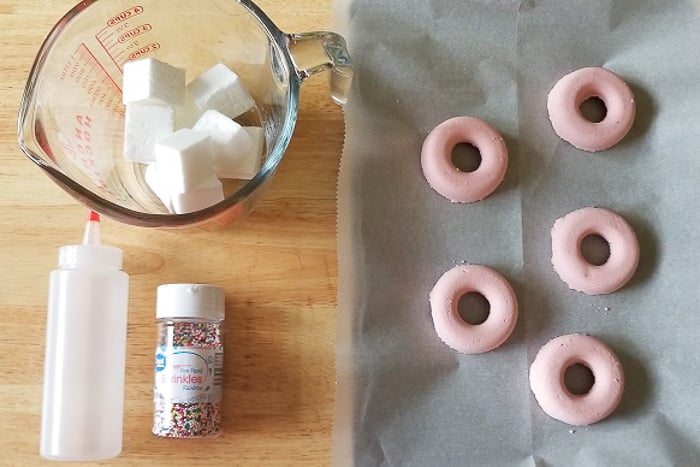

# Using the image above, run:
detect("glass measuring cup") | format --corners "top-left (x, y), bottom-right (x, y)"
top-left (18, 0), bottom-right (353, 228)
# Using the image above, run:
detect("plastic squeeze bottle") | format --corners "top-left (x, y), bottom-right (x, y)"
top-left (40, 211), bottom-right (129, 461)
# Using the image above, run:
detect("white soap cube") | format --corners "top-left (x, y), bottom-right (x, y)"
top-left (174, 106), bottom-right (197, 130)
top-left (171, 177), bottom-right (224, 214)
top-left (144, 163), bottom-right (173, 212)
top-left (221, 126), bottom-right (265, 180)
top-left (123, 103), bottom-right (174, 163)
top-left (155, 128), bottom-right (214, 193)
top-left (122, 58), bottom-right (186, 106)
top-left (174, 90), bottom-right (198, 129)
top-left (187, 63), bottom-right (255, 119)
top-left (193, 109), bottom-right (251, 176)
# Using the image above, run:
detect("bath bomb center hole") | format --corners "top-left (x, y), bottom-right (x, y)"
top-left (580, 96), bottom-right (607, 123)
top-left (458, 292), bottom-right (490, 325)
top-left (564, 363), bottom-right (595, 395)
top-left (580, 234), bottom-right (611, 266)
top-left (451, 143), bottom-right (482, 173)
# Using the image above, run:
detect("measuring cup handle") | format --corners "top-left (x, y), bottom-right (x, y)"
top-left (287, 31), bottom-right (354, 105)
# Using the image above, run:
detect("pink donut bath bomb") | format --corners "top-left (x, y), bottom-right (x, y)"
top-left (530, 334), bottom-right (624, 426)
top-left (421, 117), bottom-right (508, 203)
top-left (551, 207), bottom-right (639, 295)
top-left (547, 67), bottom-right (635, 152)
top-left (429, 264), bottom-right (518, 354)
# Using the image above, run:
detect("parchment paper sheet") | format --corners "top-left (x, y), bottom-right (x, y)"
top-left (334, 1), bottom-right (700, 465)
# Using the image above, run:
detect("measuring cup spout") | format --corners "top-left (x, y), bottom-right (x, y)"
top-left (287, 31), bottom-right (353, 105)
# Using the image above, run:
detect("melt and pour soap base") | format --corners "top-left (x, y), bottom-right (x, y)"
top-left (123, 59), bottom-right (264, 214)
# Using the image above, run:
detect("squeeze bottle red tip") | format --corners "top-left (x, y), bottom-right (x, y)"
top-left (82, 210), bottom-right (101, 245)
top-left (40, 211), bottom-right (129, 461)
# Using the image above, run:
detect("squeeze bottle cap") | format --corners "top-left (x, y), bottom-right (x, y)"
top-left (58, 211), bottom-right (123, 270)
top-left (156, 284), bottom-right (225, 320)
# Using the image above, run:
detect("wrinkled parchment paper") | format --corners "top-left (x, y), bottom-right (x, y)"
top-left (334, 1), bottom-right (700, 465)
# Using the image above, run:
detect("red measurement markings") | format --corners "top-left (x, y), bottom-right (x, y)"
top-left (72, 114), bottom-right (94, 171)
top-left (106, 5), bottom-right (143, 27)
top-left (62, 43), bottom-right (97, 83)
top-left (95, 5), bottom-right (147, 71)
top-left (118, 23), bottom-right (152, 43)
top-left (63, 43), bottom-right (120, 93)
top-left (62, 43), bottom-right (122, 115)
top-left (80, 43), bottom-right (121, 93)
top-left (67, 114), bottom-right (121, 198)
top-left (127, 42), bottom-right (161, 61)
top-left (58, 114), bottom-right (116, 196)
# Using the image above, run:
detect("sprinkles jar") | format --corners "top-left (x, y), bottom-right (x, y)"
top-left (153, 284), bottom-right (224, 438)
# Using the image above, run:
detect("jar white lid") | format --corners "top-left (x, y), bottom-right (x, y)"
top-left (156, 284), bottom-right (225, 320)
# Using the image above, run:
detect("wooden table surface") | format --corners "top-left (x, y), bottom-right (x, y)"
top-left (0, 1), bottom-right (344, 464)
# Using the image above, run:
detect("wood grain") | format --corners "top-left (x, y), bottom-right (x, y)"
top-left (0, 1), bottom-right (344, 464)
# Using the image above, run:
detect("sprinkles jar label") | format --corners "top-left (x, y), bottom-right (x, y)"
top-left (154, 348), bottom-right (223, 403)
top-left (153, 284), bottom-right (225, 438)
top-left (153, 346), bottom-right (223, 437)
